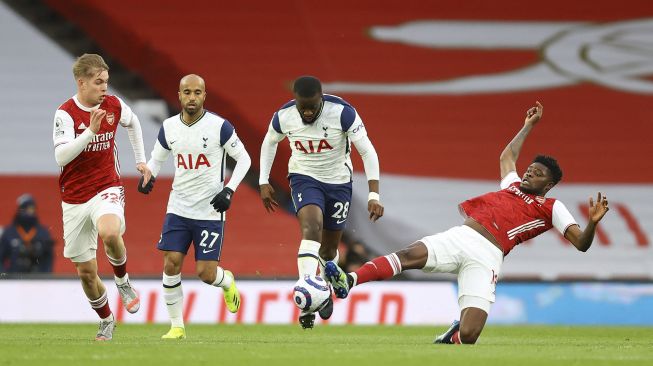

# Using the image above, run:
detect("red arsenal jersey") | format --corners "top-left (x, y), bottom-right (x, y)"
top-left (459, 172), bottom-right (577, 256)
top-left (53, 95), bottom-right (131, 204)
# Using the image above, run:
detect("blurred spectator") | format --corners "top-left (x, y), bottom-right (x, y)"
top-left (339, 240), bottom-right (372, 272)
top-left (0, 194), bottom-right (54, 273)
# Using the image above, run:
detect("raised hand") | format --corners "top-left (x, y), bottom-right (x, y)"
top-left (588, 192), bottom-right (609, 223)
top-left (260, 184), bottom-right (279, 213)
top-left (524, 101), bottom-right (543, 126)
top-left (89, 108), bottom-right (106, 134)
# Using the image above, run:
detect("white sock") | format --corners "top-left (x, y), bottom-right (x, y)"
top-left (88, 291), bottom-right (107, 309)
top-left (162, 272), bottom-right (184, 328)
top-left (318, 258), bottom-right (326, 278)
top-left (350, 272), bottom-right (358, 287)
top-left (386, 253), bottom-right (402, 274)
top-left (297, 240), bottom-right (321, 277)
top-left (114, 272), bottom-right (129, 286)
top-left (89, 291), bottom-right (112, 320)
top-left (107, 253), bottom-right (127, 267)
top-left (211, 266), bottom-right (232, 289)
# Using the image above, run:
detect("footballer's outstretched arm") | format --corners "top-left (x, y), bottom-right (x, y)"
top-left (137, 140), bottom-right (169, 194)
top-left (116, 97), bottom-right (150, 182)
top-left (223, 133), bottom-right (251, 192)
top-left (121, 113), bottom-right (151, 183)
top-left (117, 98), bottom-right (147, 166)
top-left (499, 101), bottom-right (543, 179)
top-left (259, 126), bottom-right (284, 212)
top-left (146, 126), bottom-right (173, 177)
top-left (564, 192), bottom-right (610, 252)
top-left (139, 125), bottom-right (171, 194)
top-left (146, 140), bottom-right (171, 178)
top-left (352, 135), bottom-right (384, 222)
top-left (210, 131), bottom-right (252, 213)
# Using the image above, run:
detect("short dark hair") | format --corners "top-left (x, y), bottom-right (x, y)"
top-left (293, 76), bottom-right (322, 97)
top-left (533, 155), bottom-right (563, 185)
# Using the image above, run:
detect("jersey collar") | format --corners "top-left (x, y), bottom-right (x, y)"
top-left (179, 109), bottom-right (206, 127)
top-left (72, 95), bottom-right (101, 112)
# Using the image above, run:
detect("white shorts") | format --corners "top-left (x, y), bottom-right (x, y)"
top-left (421, 225), bottom-right (503, 311)
top-left (61, 186), bottom-right (126, 263)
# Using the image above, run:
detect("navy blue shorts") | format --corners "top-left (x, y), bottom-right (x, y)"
top-left (157, 213), bottom-right (225, 261)
top-left (288, 173), bottom-right (353, 231)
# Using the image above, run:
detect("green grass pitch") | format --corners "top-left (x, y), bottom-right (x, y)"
top-left (1, 324), bottom-right (651, 366)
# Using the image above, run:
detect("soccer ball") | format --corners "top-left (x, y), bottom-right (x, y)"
top-left (293, 274), bottom-right (331, 313)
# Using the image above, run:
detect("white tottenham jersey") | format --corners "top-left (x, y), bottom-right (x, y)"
top-left (155, 110), bottom-right (245, 220)
top-left (268, 94), bottom-right (367, 184)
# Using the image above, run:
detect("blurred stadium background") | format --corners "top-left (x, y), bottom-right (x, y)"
top-left (0, 0), bottom-right (652, 326)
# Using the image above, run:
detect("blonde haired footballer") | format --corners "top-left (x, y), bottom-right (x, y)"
top-left (53, 54), bottom-right (150, 341)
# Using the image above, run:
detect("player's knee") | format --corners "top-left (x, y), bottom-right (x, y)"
top-left (395, 242), bottom-right (428, 270)
top-left (77, 269), bottom-right (97, 285)
top-left (196, 268), bottom-right (215, 284)
top-left (300, 222), bottom-right (322, 241)
top-left (99, 230), bottom-right (120, 247)
top-left (459, 324), bottom-right (482, 344)
top-left (163, 260), bottom-right (181, 276)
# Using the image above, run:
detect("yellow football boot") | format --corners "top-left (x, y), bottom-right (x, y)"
top-left (161, 327), bottom-right (186, 340)
top-left (223, 270), bottom-right (241, 313)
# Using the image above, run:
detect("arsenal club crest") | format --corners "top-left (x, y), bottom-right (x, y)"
top-left (535, 196), bottom-right (546, 204)
top-left (106, 112), bottom-right (115, 125)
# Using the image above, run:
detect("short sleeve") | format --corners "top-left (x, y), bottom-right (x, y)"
top-left (157, 125), bottom-right (170, 150)
top-left (340, 105), bottom-right (356, 131)
top-left (220, 120), bottom-right (235, 146)
top-left (117, 97), bottom-right (134, 127)
top-left (266, 115), bottom-right (286, 143)
top-left (552, 200), bottom-right (578, 236)
top-left (271, 112), bottom-right (282, 134)
top-left (53, 110), bottom-right (75, 147)
top-left (500, 171), bottom-right (521, 189)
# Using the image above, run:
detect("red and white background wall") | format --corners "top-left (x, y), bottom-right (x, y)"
top-left (3, 280), bottom-right (653, 325)
top-left (0, 1), bottom-right (652, 324)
